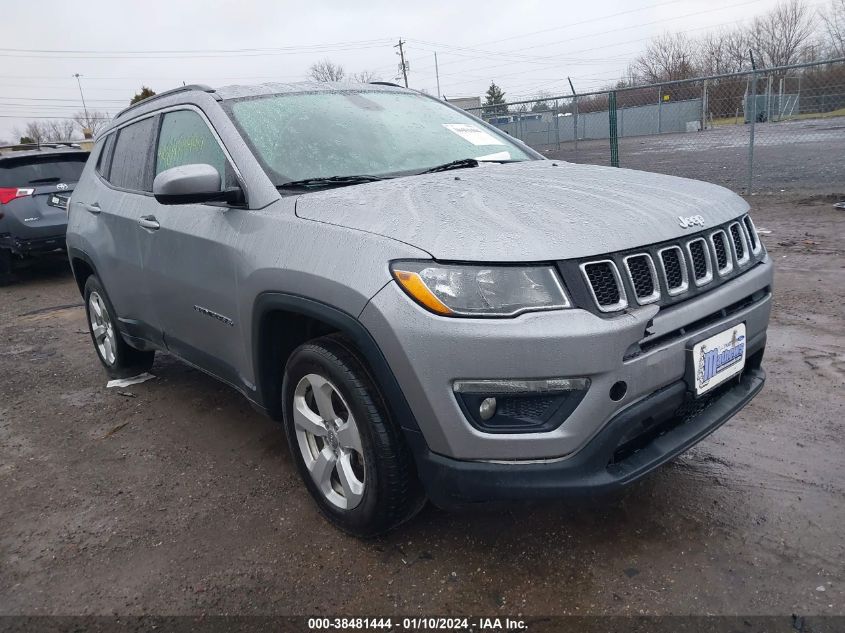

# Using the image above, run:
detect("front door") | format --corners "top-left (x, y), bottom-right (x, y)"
top-left (138, 108), bottom-right (247, 388)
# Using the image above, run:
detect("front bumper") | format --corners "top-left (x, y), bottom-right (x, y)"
top-left (407, 360), bottom-right (765, 506)
top-left (360, 256), bottom-right (773, 462)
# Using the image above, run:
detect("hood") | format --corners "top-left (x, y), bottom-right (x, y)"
top-left (294, 161), bottom-right (749, 262)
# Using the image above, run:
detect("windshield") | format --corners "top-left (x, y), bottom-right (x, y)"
top-left (225, 90), bottom-right (533, 185)
top-left (0, 153), bottom-right (88, 187)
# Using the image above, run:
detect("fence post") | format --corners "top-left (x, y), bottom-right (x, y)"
top-left (573, 96), bottom-right (579, 160)
top-left (701, 80), bottom-right (708, 130)
top-left (747, 71), bottom-right (757, 194)
top-left (657, 87), bottom-right (662, 133)
top-left (554, 99), bottom-right (561, 150)
top-left (609, 91), bottom-right (619, 167)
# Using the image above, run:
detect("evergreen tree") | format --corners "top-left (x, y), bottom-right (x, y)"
top-left (483, 82), bottom-right (508, 117)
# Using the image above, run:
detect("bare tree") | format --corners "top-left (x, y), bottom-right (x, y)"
top-left (351, 69), bottom-right (381, 83)
top-left (14, 119), bottom-right (81, 144)
top-left (309, 59), bottom-right (346, 82)
top-left (749, 0), bottom-right (817, 68)
top-left (72, 110), bottom-right (110, 138)
top-left (21, 121), bottom-right (48, 144)
top-left (44, 119), bottom-right (76, 142)
top-left (634, 32), bottom-right (697, 82)
top-left (819, 0), bottom-right (845, 57)
top-left (697, 28), bottom-right (751, 75)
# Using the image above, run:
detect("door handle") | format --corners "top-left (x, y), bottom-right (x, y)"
top-left (138, 216), bottom-right (160, 230)
top-left (83, 203), bottom-right (101, 215)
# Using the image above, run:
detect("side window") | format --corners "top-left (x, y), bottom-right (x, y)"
top-left (96, 134), bottom-right (116, 179)
top-left (109, 117), bottom-right (156, 191)
top-left (155, 110), bottom-right (234, 187)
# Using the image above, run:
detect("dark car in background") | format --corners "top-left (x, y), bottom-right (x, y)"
top-left (0, 145), bottom-right (89, 284)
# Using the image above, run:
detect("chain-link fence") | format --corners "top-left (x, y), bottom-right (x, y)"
top-left (465, 58), bottom-right (845, 195)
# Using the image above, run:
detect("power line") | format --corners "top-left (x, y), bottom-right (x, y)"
top-left (0, 97), bottom-right (129, 103)
top-left (0, 38), bottom-right (395, 55)
top-left (0, 39), bottom-right (396, 60)
top-left (433, 0), bottom-right (769, 83)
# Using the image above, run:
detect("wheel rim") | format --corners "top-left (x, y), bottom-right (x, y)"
top-left (293, 373), bottom-right (366, 510)
top-left (88, 291), bottom-right (117, 366)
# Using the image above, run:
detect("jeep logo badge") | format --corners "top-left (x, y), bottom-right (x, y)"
top-left (678, 214), bottom-right (705, 228)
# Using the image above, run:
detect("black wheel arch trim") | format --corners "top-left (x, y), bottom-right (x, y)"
top-left (252, 292), bottom-right (423, 436)
top-left (67, 246), bottom-right (98, 296)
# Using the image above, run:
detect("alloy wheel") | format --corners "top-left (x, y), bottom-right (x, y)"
top-left (292, 373), bottom-right (366, 510)
top-left (88, 291), bottom-right (117, 366)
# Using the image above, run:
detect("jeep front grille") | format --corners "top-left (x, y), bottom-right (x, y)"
top-left (711, 230), bottom-right (732, 274)
top-left (729, 222), bottom-right (749, 264)
top-left (569, 215), bottom-right (764, 313)
top-left (659, 246), bottom-right (688, 295)
top-left (623, 254), bottom-right (660, 304)
top-left (687, 238), bottom-right (713, 286)
top-left (580, 260), bottom-right (627, 312)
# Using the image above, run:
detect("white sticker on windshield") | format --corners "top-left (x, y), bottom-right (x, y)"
top-left (443, 123), bottom-right (504, 146)
top-left (475, 151), bottom-right (511, 162)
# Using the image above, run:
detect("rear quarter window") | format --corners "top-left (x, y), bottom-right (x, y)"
top-left (0, 154), bottom-right (89, 188)
top-left (108, 117), bottom-right (157, 191)
top-left (96, 134), bottom-right (117, 179)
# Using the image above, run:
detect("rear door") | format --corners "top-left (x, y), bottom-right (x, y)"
top-left (140, 107), bottom-right (246, 386)
top-left (80, 116), bottom-right (163, 344)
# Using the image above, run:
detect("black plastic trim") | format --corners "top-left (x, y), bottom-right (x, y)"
top-left (455, 387), bottom-right (589, 434)
top-left (251, 292), bottom-right (422, 434)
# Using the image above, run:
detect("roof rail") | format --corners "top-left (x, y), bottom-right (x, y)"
top-left (0, 142), bottom-right (83, 151)
top-left (369, 81), bottom-right (406, 89)
top-left (114, 84), bottom-right (216, 120)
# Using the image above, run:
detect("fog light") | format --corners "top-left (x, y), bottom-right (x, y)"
top-left (479, 397), bottom-right (497, 420)
top-left (453, 377), bottom-right (591, 434)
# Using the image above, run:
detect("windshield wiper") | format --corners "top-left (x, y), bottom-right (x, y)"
top-left (278, 174), bottom-right (384, 190)
top-left (420, 158), bottom-right (479, 174)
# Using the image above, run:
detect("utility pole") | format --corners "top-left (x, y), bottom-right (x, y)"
top-left (434, 51), bottom-right (441, 99)
top-left (395, 39), bottom-right (408, 88)
top-left (568, 77), bottom-right (579, 152)
top-left (73, 73), bottom-right (90, 133)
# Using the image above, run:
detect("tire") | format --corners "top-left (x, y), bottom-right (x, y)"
top-left (0, 248), bottom-right (13, 286)
top-left (282, 334), bottom-right (425, 537)
top-left (83, 275), bottom-right (155, 378)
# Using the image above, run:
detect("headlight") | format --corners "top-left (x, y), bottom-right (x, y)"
top-left (391, 261), bottom-right (570, 317)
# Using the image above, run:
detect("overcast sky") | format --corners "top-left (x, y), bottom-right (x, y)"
top-left (1, 0), bottom-right (786, 141)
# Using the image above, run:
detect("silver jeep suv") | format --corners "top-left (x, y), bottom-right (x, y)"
top-left (67, 82), bottom-right (772, 536)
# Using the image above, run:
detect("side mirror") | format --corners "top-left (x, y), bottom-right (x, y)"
top-left (153, 164), bottom-right (243, 205)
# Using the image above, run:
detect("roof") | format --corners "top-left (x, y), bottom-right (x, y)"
top-left (213, 80), bottom-right (410, 100)
top-left (0, 146), bottom-right (89, 161)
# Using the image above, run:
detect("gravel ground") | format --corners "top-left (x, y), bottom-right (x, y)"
top-left (544, 116), bottom-right (845, 195)
top-left (0, 194), bottom-right (843, 617)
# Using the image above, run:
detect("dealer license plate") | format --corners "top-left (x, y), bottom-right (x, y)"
top-left (691, 323), bottom-right (746, 396)
top-left (49, 194), bottom-right (69, 210)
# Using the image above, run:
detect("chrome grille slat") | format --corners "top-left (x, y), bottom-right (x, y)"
top-left (729, 222), bottom-right (750, 265)
top-left (580, 261), bottom-right (627, 312)
top-left (710, 230), bottom-right (733, 276)
top-left (743, 215), bottom-right (762, 255)
top-left (686, 238), bottom-right (713, 286)
top-left (623, 254), bottom-right (660, 305)
top-left (658, 246), bottom-right (689, 296)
